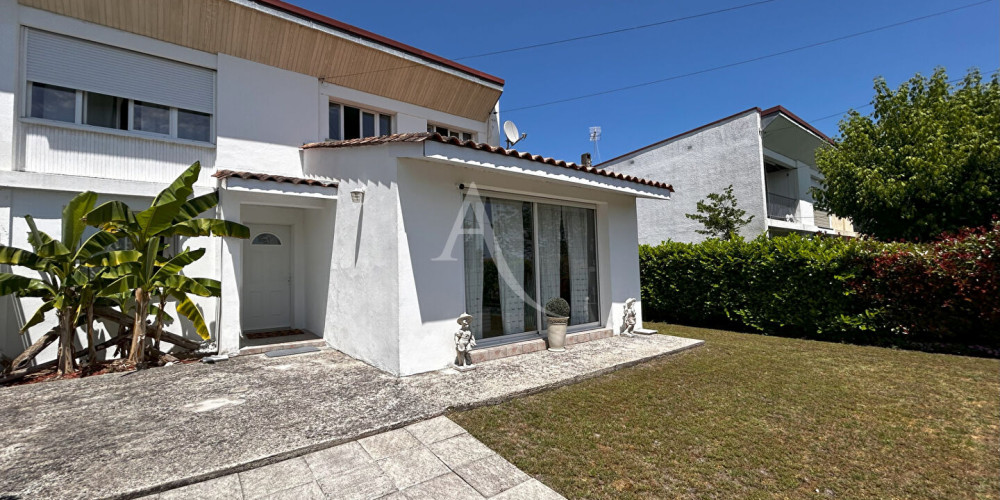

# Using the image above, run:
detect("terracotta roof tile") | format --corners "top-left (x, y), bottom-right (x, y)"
top-left (302, 133), bottom-right (674, 192)
top-left (213, 169), bottom-right (338, 188)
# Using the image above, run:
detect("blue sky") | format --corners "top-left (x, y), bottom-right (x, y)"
top-left (297, 0), bottom-right (998, 163)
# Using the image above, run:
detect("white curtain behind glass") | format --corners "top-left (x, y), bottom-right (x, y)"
top-left (463, 203), bottom-right (484, 338)
top-left (491, 199), bottom-right (526, 334)
top-left (537, 204), bottom-right (563, 328)
top-left (562, 206), bottom-right (591, 324)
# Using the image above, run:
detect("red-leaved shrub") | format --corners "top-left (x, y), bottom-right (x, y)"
top-left (853, 220), bottom-right (999, 345)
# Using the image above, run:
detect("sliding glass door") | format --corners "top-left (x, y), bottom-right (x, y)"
top-left (463, 194), bottom-right (599, 340)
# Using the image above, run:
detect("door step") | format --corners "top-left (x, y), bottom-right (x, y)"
top-left (238, 337), bottom-right (326, 356)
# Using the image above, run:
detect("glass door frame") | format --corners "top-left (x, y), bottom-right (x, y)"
top-left (464, 188), bottom-right (603, 346)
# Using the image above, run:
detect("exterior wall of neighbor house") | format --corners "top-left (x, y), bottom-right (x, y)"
top-left (603, 111), bottom-right (766, 245)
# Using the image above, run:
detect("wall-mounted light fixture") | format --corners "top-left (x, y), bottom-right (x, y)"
top-left (350, 187), bottom-right (365, 204)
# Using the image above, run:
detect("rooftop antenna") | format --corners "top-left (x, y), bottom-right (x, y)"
top-left (503, 120), bottom-right (526, 149)
top-left (589, 126), bottom-right (602, 163)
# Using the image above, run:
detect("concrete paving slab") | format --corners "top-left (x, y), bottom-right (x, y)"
top-left (264, 481), bottom-right (326, 500)
top-left (315, 462), bottom-right (395, 500)
top-left (239, 457), bottom-right (314, 500)
top-left (453, 455), bottom-right (529, 498)
top-left (158, 474), bottom-right (243, 500)
top-left (400, 472), bottom-right (483, 500)
top-left (304, 442), bottom-right (372, 478)
top-left (404, 416), bottom-right (466, 445)
top-left (359, 428), bottom-right (423, 460)
top-left (428, 433), bottom-right (495, 469)
top-left (0, 334), bottom-right (701, 499)
top-left (490, 479), bottom-right (565, 500)
top-left (376, 447), bottom-right (450, 490)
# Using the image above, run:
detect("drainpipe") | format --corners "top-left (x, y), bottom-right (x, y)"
top-left (212, 177), bottom-right (224, 354)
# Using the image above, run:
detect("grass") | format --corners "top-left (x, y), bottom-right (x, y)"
top-left (452, 324), bottom-right (1000, 499)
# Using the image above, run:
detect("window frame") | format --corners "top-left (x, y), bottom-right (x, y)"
top-left (24, 81), bottom-right (216, 145)
top-left (463, 189), bottom-right (602, 345)
top-left (327, 101), bottom-right (393, 140)
top-left (427, 123), bottom-right (475, 142)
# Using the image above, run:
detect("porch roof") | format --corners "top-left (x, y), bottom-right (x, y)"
top-left (302, 133), bottom-right (675, 194)
top-left (213, 169), bottom-right (339, 188)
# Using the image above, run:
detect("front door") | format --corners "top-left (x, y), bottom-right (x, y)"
top-left (243, 224), bottom-right (292, 332)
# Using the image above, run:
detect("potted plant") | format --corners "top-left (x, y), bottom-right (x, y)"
top-left (544, 297), bottom-right (570, 352)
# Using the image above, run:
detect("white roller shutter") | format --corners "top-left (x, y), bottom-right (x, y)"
top-left (25, 29), bottom-right (215, 114)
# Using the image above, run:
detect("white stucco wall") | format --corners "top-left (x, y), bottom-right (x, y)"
top-left (215, 54), bottom-right (320, 177)
top-left (392, 156), bottom-right (647, 375)
top-left (604, 111), bottom-right (767, 244)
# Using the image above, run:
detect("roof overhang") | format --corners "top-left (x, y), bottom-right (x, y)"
top-left (19, 0), bottom-right (503, 121)
top-left (415, 142), bottom-right (671, 200)
top-left (214, 170), bottom-right (338, 200)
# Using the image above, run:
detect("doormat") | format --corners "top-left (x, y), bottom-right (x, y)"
top-left (245, 329), bottom-right (305, 340)
top-left (264, 346), bottom-right (321, 358)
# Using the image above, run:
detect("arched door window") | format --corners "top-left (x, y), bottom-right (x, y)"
top-left (251, 233), bottom-right (281, 245)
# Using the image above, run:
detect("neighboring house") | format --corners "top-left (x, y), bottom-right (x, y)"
top-left (0, 0), bottom-right (674, 375)
top-left (600, 106), bottom-right (856, 245)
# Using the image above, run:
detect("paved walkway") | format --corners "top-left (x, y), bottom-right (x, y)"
top-left (145, 416), bottom-right (564, 500)
top-left (0, 334), bottom-right (703, 499)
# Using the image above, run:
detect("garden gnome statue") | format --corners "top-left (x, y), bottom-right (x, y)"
top-left (454, 312), bottom-right (477, 370)
top-left (621, 298), bottom-right (637, 337)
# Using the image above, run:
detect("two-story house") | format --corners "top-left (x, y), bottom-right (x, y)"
top-left (599, 106), bottom-right (855, 245)
top-left (0, 0), bottom-right (674, 375)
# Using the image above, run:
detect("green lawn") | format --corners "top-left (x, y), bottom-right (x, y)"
top-left (452, 324), bottom-right (999, 499)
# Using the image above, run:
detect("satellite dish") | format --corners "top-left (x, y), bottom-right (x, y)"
top-left (503, 120), bottom-right (526, 148)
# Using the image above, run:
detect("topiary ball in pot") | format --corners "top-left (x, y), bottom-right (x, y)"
top-left (544, 297), bottom-right (570, 318)
top-left (544, 297), bottom-right (570, 352)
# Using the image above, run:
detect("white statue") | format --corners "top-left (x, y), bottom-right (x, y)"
top-left (454, 312), bottom-right (477, 368)
top-left (620, 298), bottom-right (637, 337)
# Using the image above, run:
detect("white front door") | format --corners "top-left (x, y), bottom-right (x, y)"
top-left (243, 224), bottom-right (292, 332)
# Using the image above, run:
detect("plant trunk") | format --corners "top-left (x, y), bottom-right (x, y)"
top-left (128, 288), bottom-right (150, 365)
top-left (86, 303), bottom-right (97, 367)
top-left (9, 328), bottom-right (58, 372)
top-left (153, 295), bottom-right (167, 351)
top-left (56, 309), bottom-right (76, 376)
top-left (94, 307), bottom-right (200, 350)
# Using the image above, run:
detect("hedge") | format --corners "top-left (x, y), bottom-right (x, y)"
top-left (639, 220), bottom-right (999, 350)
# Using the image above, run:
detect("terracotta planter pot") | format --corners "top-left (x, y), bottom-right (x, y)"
top-left (546, 316), bottom-right (569, 352)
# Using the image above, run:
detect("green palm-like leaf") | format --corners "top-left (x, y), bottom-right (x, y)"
top-left (174, 191), bottom-right (219, 223)
top-left (0, 246), bottom-right (48, 272)
top-left (21, 299), bottom-right (55, 332)
top-left (88, 250), bottom-right (142, 267)
top-left (25, 216), bottom-right (71, 258)
top-left (151, 248), bottom-right (206, 283)
top-left (170, 290), bottom-right (210, 340)
top-left (135, 162), bottom-right (200, 239)
top-left (62, 191), bottom-right (99, 254)
top-left (0, 273), bottom-right (48, 296)
top-left (163, 218), bottom-right (250, 239)
top-left (162, 274), bottom-right (213, 297)
top-left (84, 200), bottom-right (138, 232)
top-left (76, 230), bottom-right (121, 261)
top-left (98, 275), bottom-right (139, 296)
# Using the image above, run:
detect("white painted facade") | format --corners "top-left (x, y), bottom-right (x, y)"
top-left (0, 0), bottom-right (669, 375)
top-left (602, 107), bottom-right (855, 245)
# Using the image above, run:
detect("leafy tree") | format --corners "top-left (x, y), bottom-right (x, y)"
top-left (814, 68), bottom-right (1000, 240)
top-left (0, 192), bottom-right (119, 375)
top-left (85, 162), bottom-right (248, 364)
top-left (685, 185), bottom-right (754, 240)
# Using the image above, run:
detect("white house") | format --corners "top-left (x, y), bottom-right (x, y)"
top-left (599, 106), bottom-right (856, 245)
top-left (0, 0), bottom-right (674, 375)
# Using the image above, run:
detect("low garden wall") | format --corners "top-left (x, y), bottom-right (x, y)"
top-left (639, 221), bottom-right (999, 354)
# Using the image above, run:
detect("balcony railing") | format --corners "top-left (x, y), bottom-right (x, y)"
top-left (766, 192), bottom-right (798, 221)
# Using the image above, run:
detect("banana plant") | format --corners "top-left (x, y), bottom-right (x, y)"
top-left (0, 192), bottom-right (120, 376)
top-left (85, 162), bottom-right (249, 364)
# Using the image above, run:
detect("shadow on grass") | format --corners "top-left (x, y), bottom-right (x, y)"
top-left (652, 317), bottom-right (1000, 359)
